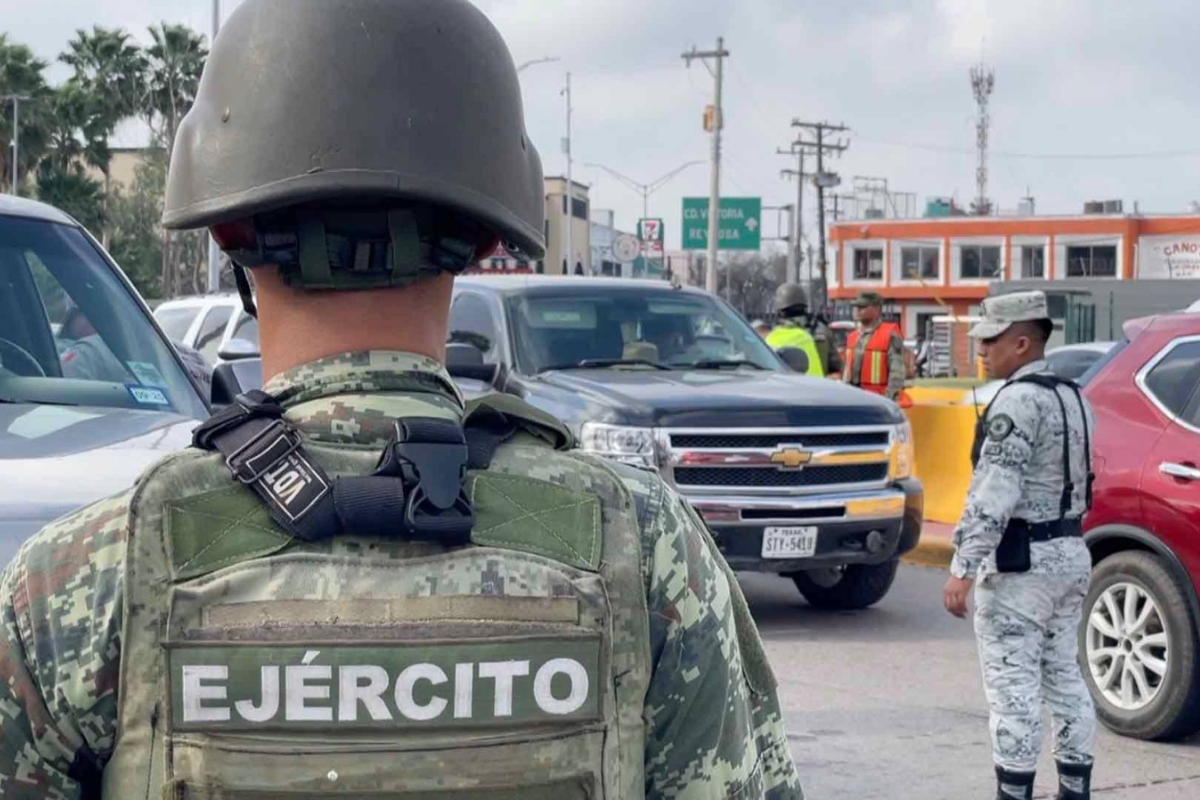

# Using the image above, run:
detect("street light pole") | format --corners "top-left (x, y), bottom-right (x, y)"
top-left (3, 94), bottom-right (30, 195)
top-left (206, 0), bottom-right (223, 294)
top-left (562, 72), bottom-right (574, 275)
top-left (516, 56), bottom-right (561, 74)
top-left (583, 160), bottom-right (704, 225)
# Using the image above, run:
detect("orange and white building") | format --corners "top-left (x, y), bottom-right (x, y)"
top-left (829, 212), bottom-right (1200, 342)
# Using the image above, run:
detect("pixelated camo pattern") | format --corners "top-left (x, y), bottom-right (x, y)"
top-left (952, 360), bottom-right (1097, 579)
top-left (0, 350), bottom-right (802, 799)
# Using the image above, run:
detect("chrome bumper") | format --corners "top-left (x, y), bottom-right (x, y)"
top-left (686, 488), bottom-right (908, 527)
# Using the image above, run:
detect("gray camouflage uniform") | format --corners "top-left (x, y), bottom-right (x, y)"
top-left (951, 358), bottom-right (1097, 773)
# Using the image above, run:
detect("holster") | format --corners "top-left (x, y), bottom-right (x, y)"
top-left (995, 522), bottom-right (1032, 574)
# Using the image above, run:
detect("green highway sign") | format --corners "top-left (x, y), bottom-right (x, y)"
top-left (682, 197), bottom-right (762, 251)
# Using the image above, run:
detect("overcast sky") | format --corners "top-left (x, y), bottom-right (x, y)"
top-left (8, 0), bottom-right (1200, 251)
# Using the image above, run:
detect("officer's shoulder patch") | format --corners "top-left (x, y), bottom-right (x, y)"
top-left (987, 413), bottom-right (1015, 442)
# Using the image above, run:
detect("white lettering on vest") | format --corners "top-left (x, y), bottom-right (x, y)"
top-left (235, 666), bottom-right (279, 723)
top-left (182, 665), bottom-right (230, 722)
top-left (394, 664), bottom-right (449, 721)
top-left (477, 660), bottom-right (530, 717)
top-left (338, 665), bottom-right (392, 722)
top-left (533, 658), bottom-right (590, 715)
top-left (454, 663), bottom-right (474, 719)
top-left (286, 650), bottom-right (333, 721)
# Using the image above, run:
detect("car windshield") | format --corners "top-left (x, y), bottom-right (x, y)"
top-left (506, 288), bottom-right (784, 374)
top-left (0, 214), bottom-right (208, 419)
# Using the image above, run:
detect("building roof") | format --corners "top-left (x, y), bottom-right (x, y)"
top-left (831, 211), bottom-right (1200, 227)
top-left (0, 195), bottom-right (79, 226)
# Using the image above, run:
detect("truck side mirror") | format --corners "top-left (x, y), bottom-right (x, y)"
top-left (217, 338), bottom-right (260, 362)
top-left (778, 347), bottom-right (810, 374)
top-left (211, 357), bottom-right (264, 409)
top-left (446, 341), bottom-right (485, 368)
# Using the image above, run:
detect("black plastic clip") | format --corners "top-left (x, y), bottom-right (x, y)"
top-left (389, 418), bottom-right (475, 544)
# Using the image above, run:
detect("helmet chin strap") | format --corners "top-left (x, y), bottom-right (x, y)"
top-left (233, 262), bottom-right (258, 319)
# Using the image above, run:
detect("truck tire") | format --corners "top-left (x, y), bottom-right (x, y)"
top-left (792, 558), bottom-right (899, 610)
top-left (1080, 550), bottom-right (1200, 741)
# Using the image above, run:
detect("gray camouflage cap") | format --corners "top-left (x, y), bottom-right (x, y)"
top-left (969, 291), bottom-right (1052, 340)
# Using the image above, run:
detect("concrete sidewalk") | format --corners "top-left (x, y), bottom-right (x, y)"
top-left (902, 521), bottom-right (955, 569)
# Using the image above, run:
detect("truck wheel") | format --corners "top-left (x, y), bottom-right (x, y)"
top-left (1081, 551), bottom-right (1200, 740)
top-left (792, 558), bottom-right (899, 610)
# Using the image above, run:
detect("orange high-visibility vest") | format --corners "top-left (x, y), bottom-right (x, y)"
top-left (845, 322), bottom-right (913, 407)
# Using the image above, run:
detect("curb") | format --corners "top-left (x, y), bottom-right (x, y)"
top-left (901, 535), bottom-right (955, 569)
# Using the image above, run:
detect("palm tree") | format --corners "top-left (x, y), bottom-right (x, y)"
top-left (143, 23), bottom-right (207, 298)
top-left (60, 26), bottom-right (146, 245)
top-left (0, 34), bottom-right (53, 195)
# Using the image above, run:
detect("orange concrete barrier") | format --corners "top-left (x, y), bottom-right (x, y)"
top-left (904, 386), bottom-right (979, 525)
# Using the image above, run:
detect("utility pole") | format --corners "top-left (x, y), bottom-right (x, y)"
top-left (792, 120), bottom-right (849, 311)
top-left (561, 71), bottom-right (574, 275)
top-left (778, 142), bottom-right (809, 285)
top-left (683, 37), bottom-right (729, 296)
top-left (3, 94), bottom-right (30, 195)
top-left (206, 0), bottom-right (223, 294)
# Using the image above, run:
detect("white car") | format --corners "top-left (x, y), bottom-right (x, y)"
top-left (971, 341), bottom-right (1117, 405)
top-left (154, 294), bottom-right (260, 365)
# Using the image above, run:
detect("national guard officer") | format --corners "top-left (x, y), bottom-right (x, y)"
top-left (943, 291), bottom-right (1097, 800)
top-left (0, 2), bottom-right (804, 798)
top-left (843, 292), bottom-right (909, 405)
top-left (766, 283), bottom-right (841, 377)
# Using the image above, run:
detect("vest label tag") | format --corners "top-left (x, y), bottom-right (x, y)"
top-left (169, 637), bottom-right (602, 731)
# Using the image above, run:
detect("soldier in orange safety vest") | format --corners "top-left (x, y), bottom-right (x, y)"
top-left (844, 292), bottom-right (913, 408)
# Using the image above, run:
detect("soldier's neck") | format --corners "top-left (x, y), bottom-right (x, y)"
top-left (254, 271), bottom-right (454, 381)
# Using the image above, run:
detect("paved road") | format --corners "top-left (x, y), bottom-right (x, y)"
top-left (742, 564), bottom-right (1200, 799)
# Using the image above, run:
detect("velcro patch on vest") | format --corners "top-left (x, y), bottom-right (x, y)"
top-left (169, 637), bottom-right (602, 731)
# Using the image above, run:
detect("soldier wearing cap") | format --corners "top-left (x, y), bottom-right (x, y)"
top-left (843, 292), bottom-right (908, 403)
top-left (943, 291), bottom-right (1097, 800)
top-left (0, 2), bottom-right (804, 797)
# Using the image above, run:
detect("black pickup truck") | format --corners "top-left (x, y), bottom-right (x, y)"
top-left (446, 275), bottom-right (923, 610)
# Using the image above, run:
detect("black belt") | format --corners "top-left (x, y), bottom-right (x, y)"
top-left (1006, 517), bottom-right (1083, 543)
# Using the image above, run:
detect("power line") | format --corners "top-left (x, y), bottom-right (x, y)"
top-left (792, 120), bottom-right (849, 310)
top-left (856, 137), bottom-right (1200, 161)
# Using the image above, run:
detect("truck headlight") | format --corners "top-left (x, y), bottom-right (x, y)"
top-left (579, 423), bottom-right (658, 467)
top-left (890, 420), bottom-right (915, 480)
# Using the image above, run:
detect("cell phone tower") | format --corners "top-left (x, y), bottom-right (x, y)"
top-left (970, 61), bottom-right (995, 216)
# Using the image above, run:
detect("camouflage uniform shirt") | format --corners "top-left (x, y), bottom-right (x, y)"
top-left (951, 359), bottom-right (1096, 579)
top-left (0, 351), bottom-right (803, 799)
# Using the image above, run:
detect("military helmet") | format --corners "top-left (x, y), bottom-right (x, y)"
top-left (774, 283), bottom-right (809, 315)
top-left (162, 0), bottom-right (544, 303)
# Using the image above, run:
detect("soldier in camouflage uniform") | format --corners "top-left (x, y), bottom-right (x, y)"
top-left (944, 291), bottom-right (1097, 800)
top-left (0, 1), bottom-right (803, 798)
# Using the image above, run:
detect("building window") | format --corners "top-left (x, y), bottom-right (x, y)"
top-left (899, 245), bottom-right (939, 280)
top-left (561, 195), bottom-right (589, 220)
top-left (960, 245), bottom-right (1002, 279)
top-left (1066, 245), bottom-right (1117, 277)
top-left (1020, 246), bottom-right (1045, 279)
top-left (853, 248), bottom-right (884, 281)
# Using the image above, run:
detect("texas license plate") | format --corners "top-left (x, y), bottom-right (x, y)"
top-left (761, 526), bottom-right (819, 559)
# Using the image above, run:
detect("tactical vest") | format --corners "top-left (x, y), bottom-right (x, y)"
top-left (972, 373), bottom-right (1094, 570)
top-left (103, 393), bottom-right (651, 799)
top-left (845, 323), bottom-right (912, 406)
top-left (766, 322), bottom-right (825, 377)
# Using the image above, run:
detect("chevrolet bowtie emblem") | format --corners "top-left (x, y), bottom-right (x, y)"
top-left (770, 447), bottom-right (812, 470)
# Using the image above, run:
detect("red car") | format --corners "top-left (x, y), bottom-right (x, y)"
top-left (1081, 311), bottom-right (1200, 740)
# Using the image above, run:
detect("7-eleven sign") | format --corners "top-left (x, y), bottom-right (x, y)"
top-left (638, 218), bottom-right (664, 259)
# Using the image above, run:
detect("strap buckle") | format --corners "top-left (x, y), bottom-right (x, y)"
top-left (225, 419), bottom-right (304, 484)
top-left (390, 419), bottom-right (474, 542)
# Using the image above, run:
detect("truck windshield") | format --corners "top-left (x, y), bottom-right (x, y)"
top-left (0, 214), bottom-right (208, 419)
top-left (506, 289), bottom-right (784, 374)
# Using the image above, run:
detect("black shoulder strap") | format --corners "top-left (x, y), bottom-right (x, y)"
top-left (1063, 381), bottom-right (1095, 510)
top-left (193, 391), bottom-right (492, 545)
top-left (1013, 374), bottom-right (1077, 517)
